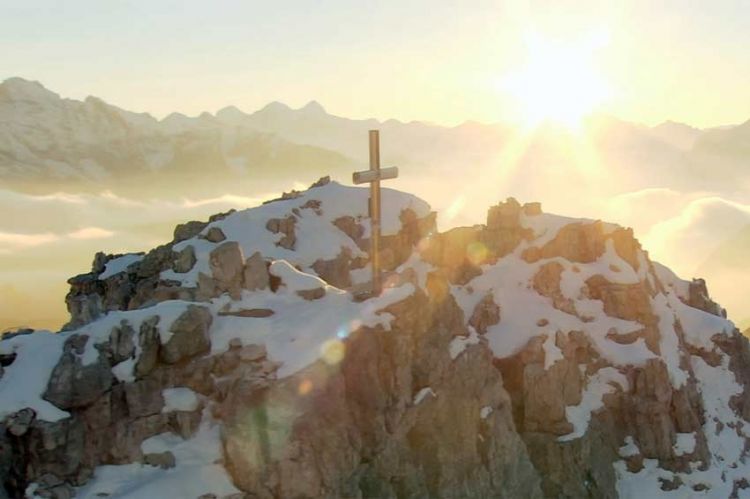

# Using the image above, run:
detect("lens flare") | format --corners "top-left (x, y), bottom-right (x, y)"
top-left (466, 241), bottom-right (488, 266)
top-left (320, 339), bottom-right (346, 365)
top-left (298, 379), bottom-right (313, 395)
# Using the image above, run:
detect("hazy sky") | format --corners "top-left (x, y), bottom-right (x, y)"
top-left (3, 0), bottom-right (749, 127)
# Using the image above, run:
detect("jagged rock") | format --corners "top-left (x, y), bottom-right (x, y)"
top-left (468, 292), bottom-right (501, 334)
top-left (160, 306), bottom-right (213, 364)
top-left (173, 245), bottom-right (197, 273)
top-left (533, 261), bottom-right (577, 315)
top-left (134, 316), bottom-right (160, 378)
top-left (7, 408), bottom-right (35, 437)
top-left (107, 321), bottom-right (136, 364)
top-left (311, 248), bottom-right (352, 289)
top-left (266, 216), bottom-right (296, 249)
top-left (143, 451), bottom-right (176, 469)
top-left (205, 227), bottom-right (227, 243)
top-left (43, 335), bottom-right (114, 410)
top-left (124, 378), bottom-right (164, 417)
top-left (209, 241), bottom-right (244, 299)
top-left (242, 252), bottom-right (269, 291)
top-left (137, 244), bottom-right (174, 279)
top-left (688, 278), bottom-right (725, 317)
top-left (64, 273), bottom-right (104, 330)
top-left (91, 252), bottom-right (108, 275)
top-left (174, 220), bottom-right (207, 243)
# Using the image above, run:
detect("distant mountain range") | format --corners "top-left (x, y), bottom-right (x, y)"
top-left (2, 77), bottom-right (748, 199)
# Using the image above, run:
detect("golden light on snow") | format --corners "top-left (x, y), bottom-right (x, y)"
top-left (498, 31), bottom-right (612, 130)
top-left (320, 338), bottom-right (346, 365)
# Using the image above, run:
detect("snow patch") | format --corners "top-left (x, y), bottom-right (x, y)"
top-left (162, 387), bottom-right (199, 413)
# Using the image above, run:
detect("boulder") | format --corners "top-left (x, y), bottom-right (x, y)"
top-left (205, 227), bottom-right (227, 243)
top-left (143, 451), bottom-right (176, 469)
top-left (43, 335), bottom-right (114, 410)
top-left (172, 245), bottom-right (197, 273)
top-left (173, 220), bottom-right (207, 243)
top-left (160, 306), bottom-right (213, 364)
top-left (209, 242), bottom-right (244, 299)
top-left (134, 316), bottom-right (161, 378)
top-left (7, 408), bottom-right (35, 437)
top-left (243, 252), bottom-right (269, 291)
top-left (108, 321), bottom-right (136, 364)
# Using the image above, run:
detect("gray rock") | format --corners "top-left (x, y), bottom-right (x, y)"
top-left (173, 245), bottom-right (197, 273)
top-left (43, 335), bottom-right (114, 410)
top-left (243, 252), bottom-right (269, 291)
top-left (7, 408), bottom-right (35, 436)
top-left (143, 451), bottom-right (176, 469)
top-left (135, 316), bottom-right (161, 378)
top-left (109, 321), bottom-right (136, 364)
top-left (124, 378), bottom-right (164, 417)
top-left (160, 306), bottom-right (213, 364)
top-left (205, 227), bottom-right (227, 243)
top-left (210, 242), bottom-right (244, 299)
top-left (174, 220), bottom-right (207, 243)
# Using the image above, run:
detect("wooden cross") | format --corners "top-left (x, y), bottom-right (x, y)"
top-left (353, 130), bottom-right (398, 295)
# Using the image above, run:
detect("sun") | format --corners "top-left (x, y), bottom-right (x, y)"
top-left (499, 32), bottom-right (612, 129)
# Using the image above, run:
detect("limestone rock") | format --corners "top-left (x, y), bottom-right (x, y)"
top-left (160, 306), bottom-right (213, 364)
top-left (172, 245), bottom-right (197, 273)
top-left (134, 316), bottom-right (160, 378)
top-left (173, 220), bottom-right (207, 243)
top-left (108, 321), bottom-right (136, 364)
top-left (43, 335), bottom-right (114, 410)
top-left (7, 408), bottom-right (35, 437)
top-left (209, 241), bottom-right (244, 299)
top-left (266, 216), bottom-right (296, 249)
top-left (242, 252), bottom-right (269, 291)
top-left (468, 292), bottom-right (501, 334)
top-left (205, 227), bottom-right (227, 243)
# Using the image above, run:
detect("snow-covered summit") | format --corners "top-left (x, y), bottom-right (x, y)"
top-left (1, 180), bottom-right (749, 498)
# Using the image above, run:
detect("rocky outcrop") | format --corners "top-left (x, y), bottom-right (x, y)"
top-left (3, 184), bottom-right (749, 498)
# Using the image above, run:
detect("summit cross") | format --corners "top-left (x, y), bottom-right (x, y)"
top-left (352, 130), bottom-right (399, 295)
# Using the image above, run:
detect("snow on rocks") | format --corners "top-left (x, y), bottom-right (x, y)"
top-left (161, 181), bottom-right (430, 288)
top-left (74, 420), bottom-right (239, 499)
top-left (98, 253), bottom-right (144, 280)
top-left (558, 367), bottom-right (629, 442)
top-left (5, 187), bottom-right (750, 498)
top-left (162, 387), bottom-right (200, 413)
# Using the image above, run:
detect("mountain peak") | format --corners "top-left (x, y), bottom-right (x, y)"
top-left (300, 100), bottom-right (326, 114)
top-left (215, 105), bottom-right (247, 121)
top-left (0, 77), bottom-right (59, 102)
top-left (257, 101), bottom-right (292, 114)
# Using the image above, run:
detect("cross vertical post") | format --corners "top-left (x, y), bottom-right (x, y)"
top-left (352, 130), bottom-right (399, 296)
top-left (369, 130), bottom-right (382, 294)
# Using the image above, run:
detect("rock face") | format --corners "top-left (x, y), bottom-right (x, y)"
top-left (2, 183), bottom-right (749, 499)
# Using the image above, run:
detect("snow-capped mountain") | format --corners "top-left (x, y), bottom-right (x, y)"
top-left (1, 179), bottom-right (748, 497)
top-left (3, 77), bottom-right (748, 198)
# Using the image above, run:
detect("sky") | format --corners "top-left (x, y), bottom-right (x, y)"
top-left (3, 0), bottom-right (749, 127)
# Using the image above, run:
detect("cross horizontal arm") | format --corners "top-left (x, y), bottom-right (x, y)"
top-left (352, 166), bottom-right (399, 185)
